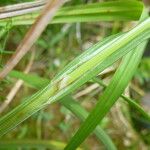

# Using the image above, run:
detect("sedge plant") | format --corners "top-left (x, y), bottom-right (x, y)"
top-left (0, 0), bottom-right (150, 149)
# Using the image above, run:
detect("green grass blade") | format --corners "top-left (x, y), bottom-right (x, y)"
top-left (9, 67), bottom-right (150, 124)
top-left (6, 70), bottom-right (116, 150)
top-left (61, 96), bottom-right (117, 150)
top-left (0, 139), bottom-right (82, 150)
top-left (8, 68), bottom-right (150, 124)
top-left (121, 95), bottom-right (150, 121)
top-left (93, 77), bottom-right (150, 122)
top-left (0, 140), bottom-right (65, 150)
top-left (0, 18), bottom-right (150, 136)
top-left (8, 70), bottom-right (49, 89)
top-left (0, 1), bottom-right (143, 26)
top-left (64, 12), bottom-right (149, 150)
top-left (0, 50), bottom-right (13, 55)
top-left (7, 66), bottom-right (150, 149)
top-left (64, 42), bottom-right (147, 149)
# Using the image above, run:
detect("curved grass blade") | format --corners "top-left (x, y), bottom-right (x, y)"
top-left (6, 70), bottom-right (116, 150)
top-left (0, 139), bottom-right (82, 150)
top-left (9, 68), bottom-right (150, 123)
top-left (0, 0), bottom-right (46, 19)
top-left (5, 66), bottom-right (150, 150)
top-left (121, 95), bottom-right (150, 121)
top-left (0, 18), bottom-right (150, 136)
top-left (61, 96), bottom-right (117, 150)
top-left (93, 77), bottom-right (150, 122)
top-left (8, 70), bottom-right (49, 89)
top-left (0, 50), bottom-right (13, 55)
top-left (0, 1), bottom-right (143, 26)
top-left (64, 11), bottom-right (149, 150)
top-left (64, 39), bottom-right (148, 150)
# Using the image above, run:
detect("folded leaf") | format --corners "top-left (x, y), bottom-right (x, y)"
top-left (0, 18), bottom-right (150, 136)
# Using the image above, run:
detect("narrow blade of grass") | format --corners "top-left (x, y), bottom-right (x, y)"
top-left (5, 67), bottom-right (150, 149)
top-left (61, 96), bottom-right (117, 150)
top-left (0, 50), bottom-right (13, 55)
top-left (5, 70), bottom-right (116, 150)
top-left (64, 42), bottom-right (147, 150)
top-left (0, 1), bottom-right (143, 26)
top-left (8, 68), bottom-right (150, 124)
top-left (93, 77), bottom-right (150, 122)
top-left (0, 139), bottom-right (82, 150)
top-left (8, 70), bottom-right (49, 89)
top-left (64, 10), bottom-right (149, 150)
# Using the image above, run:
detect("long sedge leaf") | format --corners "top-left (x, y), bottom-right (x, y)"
top-left (0, 18), bottom-right (150, 136)
top-left (0, 1), bottom-right (143, 26)
top-left (64, 10), bottom-right (149, 150)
